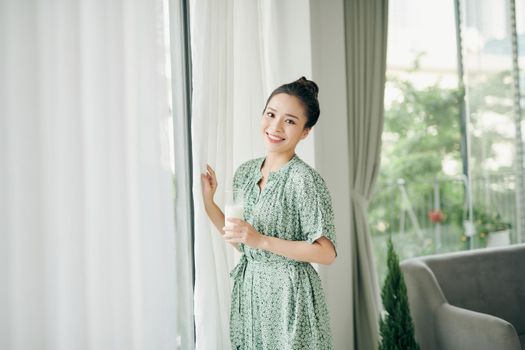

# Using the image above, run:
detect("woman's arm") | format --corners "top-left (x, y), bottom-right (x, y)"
top-left (223, 218), bottom-right (336, 265)
top-left (203, 201), bottom-right (241, 252)
top-left (201, 165), bottom-right (241, 252)
top-left (261, 235), bottom-right (336, 265)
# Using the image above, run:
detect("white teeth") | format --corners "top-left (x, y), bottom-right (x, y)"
top-left (267, 133), bottom-right (284, 141)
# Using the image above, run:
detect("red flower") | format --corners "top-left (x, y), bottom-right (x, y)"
top-left (428, 209), bottom-right (445, 223)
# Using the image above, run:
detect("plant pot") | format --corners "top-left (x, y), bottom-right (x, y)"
top-left (486, 229), bottom-right (511, 248)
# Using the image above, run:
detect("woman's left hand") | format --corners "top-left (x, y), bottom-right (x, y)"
top-left (223, 218), bottom-right (265, 249)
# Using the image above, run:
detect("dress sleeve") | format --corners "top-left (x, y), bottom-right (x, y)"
top-left (295, 171), bottom-right (337, 255)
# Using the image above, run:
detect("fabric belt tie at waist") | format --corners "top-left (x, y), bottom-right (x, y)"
top-left (229, 254), bottom-right (308, 314)
top-left (230, 254), bottom-right (307, 280)
top-left (230, 255), bottom-right (248, 314)
top-left (230, 254), bottom-right (248, 281)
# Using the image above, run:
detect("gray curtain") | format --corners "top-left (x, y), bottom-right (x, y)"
top-left (344, 0), bottom-right (388, 349)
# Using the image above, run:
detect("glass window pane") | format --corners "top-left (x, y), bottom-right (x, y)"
top-left (372, 0), bottom-right (462, 286)
top-left (461, 0), bottom-right (518, 248)
top-left (374, 0), bottom-right (524, 287)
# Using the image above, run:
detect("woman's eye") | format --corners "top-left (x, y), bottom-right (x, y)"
top-left (266, 112), bottom-right (274, 118)
top-left (285, 119), bottom-right (296, 125)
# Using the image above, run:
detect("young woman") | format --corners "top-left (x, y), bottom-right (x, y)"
top-left (201, 77), bottom-right (337, 349)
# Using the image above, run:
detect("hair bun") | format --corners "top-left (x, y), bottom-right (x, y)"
top-left (264, 76), bottom-right (321, 128)
top-left (296, 76), bottom-right (319, 98)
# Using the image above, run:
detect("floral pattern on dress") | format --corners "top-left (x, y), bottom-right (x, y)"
top-left (229, 154), bottom-right (336, 350)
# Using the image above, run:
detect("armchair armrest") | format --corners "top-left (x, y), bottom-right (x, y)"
top-left (435, 303), bottom-right (520, 350)
top-left (401, 259), bottom-right (448, 349)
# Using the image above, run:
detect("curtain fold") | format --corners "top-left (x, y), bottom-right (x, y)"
top-left (0, 1), bottom-right (178, 349)
top-left (190, 0), bottom-right (315, 348)
top-left (344, 0), bottom-right (389, 348)
top-left (190, 2), bottom-right (236, 349)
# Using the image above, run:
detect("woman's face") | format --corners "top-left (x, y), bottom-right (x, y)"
top-left (261, 93), bottom-right (310, 155)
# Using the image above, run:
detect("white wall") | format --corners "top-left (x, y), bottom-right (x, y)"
top-left (310, 1), bottom-right (355, 349)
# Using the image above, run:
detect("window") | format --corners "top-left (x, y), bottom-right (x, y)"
top-left (166, 0), bottom-right (194, 347)
top-left (371, 0), bottom-right (525, 286)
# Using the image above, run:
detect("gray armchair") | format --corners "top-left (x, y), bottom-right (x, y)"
top-left (400, 243), bottom-right (525, 350)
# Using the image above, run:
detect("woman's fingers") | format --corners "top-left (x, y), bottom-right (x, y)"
top-left (201, 171), bottom-right (214, 183)
top-left (223, 225), bottom-right (236, 232)
top-left (223, 219), bottom-right (241, 230)
top-left (224, 222), bottom-right (248, 236)
top-left (200, 173), bottom-right (210, 187)
top-left (200, 165), bottom-right (217, 191)
top-left (223, 231), bottom-right (241, 243)
top-left (207, 165), bottom-right (217, 182)
top-left (223, 231), bottom-right (236, 238)
top-left (223, 231), bottom-right (236, 241)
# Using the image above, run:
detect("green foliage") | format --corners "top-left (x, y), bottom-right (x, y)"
top-left (444, 203), bottom-right (511, 245)
top-left (467, 70), bottom-right (512, 115)
top-left (475, 212), bottom-right (512, 234)
top-left (378, 237), bottom-right (420, 350)
top-left (369, 58), bottom-right (517, 287)
top-left (381, 76), bottom-right (463, 184)
top-left (370, 76), bottom-right (463, 235)
top-left (445, 203), bottom-right (510, 230)
top-left (371, 69), bottom-right (514, 237)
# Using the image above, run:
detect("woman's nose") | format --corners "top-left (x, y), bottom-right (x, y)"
top-left (269, 117), bottom-right (284, 131)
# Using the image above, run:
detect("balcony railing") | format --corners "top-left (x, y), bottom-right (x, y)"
top-left (369, 172), bottom-right (519, 286)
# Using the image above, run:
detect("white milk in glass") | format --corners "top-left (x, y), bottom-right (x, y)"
top-left (225, 190), bottom-right (244, 261)
top-left (225, 203), bottom-right (244, 220)
top-left (225, 189), bottom-right (244, 221)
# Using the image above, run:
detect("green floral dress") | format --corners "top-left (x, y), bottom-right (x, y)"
top-left (229, 154), bottom-right (337, 350)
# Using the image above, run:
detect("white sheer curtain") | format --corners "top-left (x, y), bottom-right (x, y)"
top-left (190, 0), bottom-right (315, 348)
top-left (0, 1), bottom-right (178, 349)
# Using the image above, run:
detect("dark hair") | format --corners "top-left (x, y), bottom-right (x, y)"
top-left (263, 77), bottom-right (320, 129)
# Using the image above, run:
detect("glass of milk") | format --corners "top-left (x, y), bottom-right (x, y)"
top-left (224, 189), bottom-right (244, 224)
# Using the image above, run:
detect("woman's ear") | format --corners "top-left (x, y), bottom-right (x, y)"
top-left (301, 127), bottom-right (311, 140)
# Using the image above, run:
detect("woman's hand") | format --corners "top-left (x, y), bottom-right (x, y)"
top-left (223, 218), bottom-right (265, 249)
top-left (200, 164), bottom-right (218, 206)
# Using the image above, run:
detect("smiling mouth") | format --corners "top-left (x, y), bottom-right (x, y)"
top-left (266, 132), bottom-right (285, 143)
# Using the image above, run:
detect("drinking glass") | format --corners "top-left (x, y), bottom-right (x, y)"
top-left (224, 189), bottom-right (244, 223)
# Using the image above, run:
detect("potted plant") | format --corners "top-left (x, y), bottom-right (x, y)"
top-left (475, 211), bottom-right (512, 248)
top-left (442, 204), bottom-right (474, 246)
top-left (443, 204), bottom-right (512, 248)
